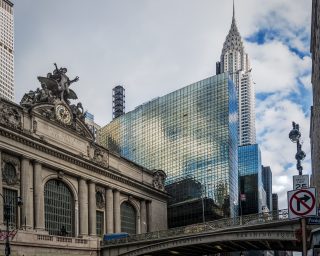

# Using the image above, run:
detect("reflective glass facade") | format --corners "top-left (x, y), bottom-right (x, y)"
top-left (238, 144), bottom-right (266, 214)
top-left (100, 73), bottom-right (239, 219)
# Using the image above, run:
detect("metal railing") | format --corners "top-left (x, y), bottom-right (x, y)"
top-left (103, 209), bottom-right (289, 246)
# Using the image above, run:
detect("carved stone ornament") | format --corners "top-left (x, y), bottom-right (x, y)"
top-left (2, 154), bottom-right (20, 186)
top-left (37, 106), bottom-right (55, 121)
top-left (19, 63), bottom-right (95, 141)
top-left (0, 103), bottom-right (22, 130)
top-left (32, 120), bottom-right (38, 133)
top-left (96, 187), bottom-right (105, 209)
top-left (152, 170), bottom-right (167, 191)
top-left (92, 146), bottom-right (108, 167)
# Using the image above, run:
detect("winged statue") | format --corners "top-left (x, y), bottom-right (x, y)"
top-left (37, 63), bottom-right (79, 103)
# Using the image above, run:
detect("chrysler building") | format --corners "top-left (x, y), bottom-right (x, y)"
top-left (216, 2), bottom-right (256, 146)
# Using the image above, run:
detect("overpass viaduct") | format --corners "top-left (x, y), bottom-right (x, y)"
top-left (102, 210), bottom-right (305, 256)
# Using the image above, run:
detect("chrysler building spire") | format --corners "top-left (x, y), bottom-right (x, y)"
top-left (216, 0), bottom-right (256, 146)
top-left (221, 1), bottom-right (243, 59)
top-left (233, 0), bottom-right (235, 21)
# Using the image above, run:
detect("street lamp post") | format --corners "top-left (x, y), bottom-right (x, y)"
top-left (289, 121), bottom-right (306, 175)
top-left (201, 185), bottom-right (206, 223)
top-left (288, 121), bottom-right (307, 256)
top-left (0, 194), bottom-right (23, 256)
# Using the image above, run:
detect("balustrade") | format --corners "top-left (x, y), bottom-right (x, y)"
top-left (103, 209), bottom-right (289, 245)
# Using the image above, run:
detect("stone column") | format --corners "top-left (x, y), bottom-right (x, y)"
top-left (21, 157), bottom-right (33, 229)
top-left (113, 190), bottom-right (121, 233)
top-left (34, 161), bottom-right (45, 230)
top-left (147, 201), bottom-right (152, 232)
top-left (106, 188), bottom-right (114, 233)
top-left (88, 181), bottom-right (96, 236)
top-left (140, 200), bottom-right (147, 233)
top-left (0, 150), bottom-right (3, 225)
top-left (78, 178), bottom-right (88, 236)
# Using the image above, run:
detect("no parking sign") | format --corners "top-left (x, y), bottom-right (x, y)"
top-left (287, 188), bottom-right (317, 219)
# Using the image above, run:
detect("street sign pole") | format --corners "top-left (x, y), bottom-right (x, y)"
top-left (288, 188), bottom-right (317, 256)
top-left (301, 218), bottom-right (307, 256)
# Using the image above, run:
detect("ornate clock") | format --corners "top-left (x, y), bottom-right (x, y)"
top-left (55, 104), bottom-right (72, 125)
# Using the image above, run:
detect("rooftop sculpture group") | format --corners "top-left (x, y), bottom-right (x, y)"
top-left (20, 63), bottom-right (84, 119)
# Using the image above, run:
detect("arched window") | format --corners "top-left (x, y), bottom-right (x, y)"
top-left (44, 179), bottom-right (74, 236)
top-left (120, 202), bottom-right (136, 234)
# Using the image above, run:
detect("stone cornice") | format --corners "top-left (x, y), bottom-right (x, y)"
top-left (0, 124), bottom-right (169, 199)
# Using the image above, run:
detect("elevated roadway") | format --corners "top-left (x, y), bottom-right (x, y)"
top-left (102, 209), bottom-right (305, 256)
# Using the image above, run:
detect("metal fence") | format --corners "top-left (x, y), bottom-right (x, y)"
top-left (103, 209), bottom-right (289, 246)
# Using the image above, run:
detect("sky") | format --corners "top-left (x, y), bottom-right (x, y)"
top-left (13, 0), bottom-right (312, 209)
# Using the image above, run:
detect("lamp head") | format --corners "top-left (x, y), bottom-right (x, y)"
top-left (296, 150), bottom-right (306, 161)
top-left (289, 128), bottom-right (301, 142)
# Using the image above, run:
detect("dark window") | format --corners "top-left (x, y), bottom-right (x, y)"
top-left (96, 211), bottom-right (104, 236)
top-left (3, 188), bottom-right (17, 227)
top-left (121, 202), bottom-right (136, 234)
top-left (44, 180), bottom-right (74, 236)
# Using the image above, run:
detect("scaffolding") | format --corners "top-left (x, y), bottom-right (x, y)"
top-left (112, 85), bottom-right (125, 119)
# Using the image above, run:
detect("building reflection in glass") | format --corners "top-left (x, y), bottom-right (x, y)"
top-left (99, 73), bottom-right (239, 222)
top-left (238, 144), bottom-right (266, 215)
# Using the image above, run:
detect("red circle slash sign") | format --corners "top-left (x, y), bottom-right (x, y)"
top-left (289, 189), bottom-right (316, 216)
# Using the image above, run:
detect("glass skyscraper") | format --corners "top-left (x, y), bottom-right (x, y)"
top-left (99, 73), bottom-right (239, 219)
top-left (238, 144), bottom-right (266, 215)
top-left (262, 165), bottom-right (272, 211)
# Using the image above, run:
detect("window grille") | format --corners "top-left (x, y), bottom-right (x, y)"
top-left (96, 211), bottom-right (104, 236)
top-left (121, 202), bottom-right (136, 234)
top-left (3, 188), bottom-right (17, 228)
top-left (44, 180), bottom-right (74, 236)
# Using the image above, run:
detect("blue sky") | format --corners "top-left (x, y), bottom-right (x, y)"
top-left (13, 0), bottom-right (312, 208)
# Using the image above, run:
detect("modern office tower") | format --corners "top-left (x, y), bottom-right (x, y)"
top-left (166, 177), bottom-right (203, 228)
top-left (262, 165), bottom-right (273, 211)
top-left (165, 176), bottom-right (225, 228)
top-left (272, 193), bottom-right (278, 212)
top-left (216, 2), bottom-right (256, 146)
top-left (84, 111), bottom-right (101, 140)
top-left (238, 144), bottom-right (266, 215)
top-left (112, 85), bottom-right (125, 119)
top-left (0, 0), bottom-right (14, 101)
top-left (310, 0), bottom-right (320, 200)
top-left (99, 73), bottom-right (239, 220)
top-left (272, 193), bottom-right (279, 222)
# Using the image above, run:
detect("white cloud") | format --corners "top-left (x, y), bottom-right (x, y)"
top-left (246, 41), bottom-right (311, 94)
top-left (256, 96), bottom-right (311, 208)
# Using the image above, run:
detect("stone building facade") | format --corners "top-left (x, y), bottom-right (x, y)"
top-left (311, 0), bottom-right (320, 201)
top-left (0, 65), bottom-right (168, 255)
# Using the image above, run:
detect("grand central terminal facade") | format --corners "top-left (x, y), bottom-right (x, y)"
top-left (0, 65), bottom-right (168, 255)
